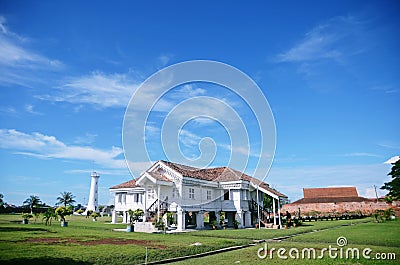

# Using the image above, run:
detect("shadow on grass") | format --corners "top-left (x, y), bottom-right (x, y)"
top-left (0, 226), bottom-right (51, 232)
top-left (1, 257), bottom-right (92, 265)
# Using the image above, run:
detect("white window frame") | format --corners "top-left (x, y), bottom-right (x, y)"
top-left (147, 187), bottom-right (155, 200)
top-left (206, 190), bottom-right (212, 200)
top-left (189, 188), bottom-right (195, 199)
top-left (172, 187), bottom-right (179, 198)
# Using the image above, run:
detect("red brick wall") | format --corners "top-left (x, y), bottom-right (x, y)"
top-left (281, 201), bottom-right (390, 216)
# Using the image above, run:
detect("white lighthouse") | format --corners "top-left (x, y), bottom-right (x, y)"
top-left (87, 172), bottom-right (100, 212)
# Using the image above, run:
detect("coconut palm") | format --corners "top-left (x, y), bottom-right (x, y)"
top-left (56, 192), bottom-right (76, 207)
top-left (23, 195), bottom-right (42, 214)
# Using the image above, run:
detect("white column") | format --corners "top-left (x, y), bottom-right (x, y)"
top-left (111, 210), bottom-right (118, 224)
top-left (245, 211), bottom-right (251, 228)
top-left (236, 211), bottom-right (244, 228)
top-left (273, 198), bottom-right (276, 226)
top-left (122, 211), bottom-right (127, 224)
top-left (177, 209), bottom-right (185, 230)
top-left (277, 198), bottom-right (282, 228)
top-left (196, 211), bottom-right (204, 229)
top-left (157, 184), bottom-right (161, 220)
top-left (215, 211), bottom-right (221, 228)
top-left (143, 189), bottom-right (147, 222)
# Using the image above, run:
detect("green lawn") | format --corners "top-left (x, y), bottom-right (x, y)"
top-left (175, 219), bottom-right (400, 265)
top-left (0, 214), bottom-right (398, 264)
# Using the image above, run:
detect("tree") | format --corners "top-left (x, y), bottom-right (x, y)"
top-left (381, 159), bottom-right (400, 200)
top-left (55, 206), bottom-right (73, 223)
top-left (263, 194), bottom-right (272, 210)
top-left (0, 193), bottom-right (4, 208)
top-left (23, 195), bottom-right (42, 214)
top-left (56, 192), bottom-right (76, 207)
top-left (42, 208), bottom-right (57, 226)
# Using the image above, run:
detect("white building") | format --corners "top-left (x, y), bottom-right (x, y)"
top-left (87, 172), bottom-right (100, 212)
top-left (110, 160), bottom-right (287, 231)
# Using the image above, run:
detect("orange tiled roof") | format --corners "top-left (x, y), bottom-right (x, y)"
top-left (303, 187), bottom-right (358, 198)
top-left (291, 196), bottom-right (369, 204)
top-left (147, 171), bottom-right (172, 182)
top-left (110, 179), bottom-right (138, 189)
top-left (162, 160), bottom-right (287, 198)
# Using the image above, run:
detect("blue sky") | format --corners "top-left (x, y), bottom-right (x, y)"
top-left (0, 1), bottom-right (399, 206)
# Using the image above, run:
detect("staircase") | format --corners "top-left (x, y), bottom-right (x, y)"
top-left (250, 199), bottom-right (273, 228)
top-left (146, 198), bottom-right (168, 221)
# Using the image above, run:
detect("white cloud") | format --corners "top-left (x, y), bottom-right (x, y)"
top-left (0, 106), bottom-right (17, 115)
top-left (384, 156), bottom-right (400, 164)
top-left (73, 133), bottom-right (98, 145)
top-left (157, 54), bottom-right (173, 67)
top-left (343, 152), bottom-right (381, 158)
top-left (0, 16), bottom-right (63, 86)
top-left (276, 16), bottom-right (364, 63)
top-left (169, 84), bottom-right (206, 99)
top-left (362, 187), bottom-right (378, 199)
top-left (24, 104), bottom-right (43, 115)
top-left (179, 129), bottom-right (201, 147)
top-left (379, 143), bottom-right (400, 150)
top-left (37, 71), bottom-right (138, 108)
top-left (0, 129), bottom-right (126, 169)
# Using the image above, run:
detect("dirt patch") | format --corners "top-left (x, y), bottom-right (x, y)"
top-left (25, 237), bottom-right (166, 249)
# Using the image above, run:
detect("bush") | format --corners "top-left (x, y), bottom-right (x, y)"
top-left (55, 206), bottom-right (73, 222)
top-left (22, 213), bottom-right (33, 220)
top-left (91, 212), bottom-right (100, 219)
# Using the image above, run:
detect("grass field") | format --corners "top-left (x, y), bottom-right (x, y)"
top-left (0, 214), bottom-right (398, 264)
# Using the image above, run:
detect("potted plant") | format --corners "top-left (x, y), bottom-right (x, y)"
top-left (91, 212), bottom-right (100, 221)
top-left (126, 208), bottom-right (144, 232)
top-left (22, 213), bottom-right (33, 224)
top-left (233, 219), bottom-right (240, 229)
top-left (55, 206), bottom-right (73, 227)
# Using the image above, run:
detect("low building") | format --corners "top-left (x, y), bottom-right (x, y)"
top-left (281, 187), bottom-right (390, 216)
top-left (110, 160), bottom-right (287, 230)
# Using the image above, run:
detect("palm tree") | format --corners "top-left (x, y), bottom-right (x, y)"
top-left (23, 195), bottom-right (42, 214)
top-left (56, 192), bottom-right (76, 207)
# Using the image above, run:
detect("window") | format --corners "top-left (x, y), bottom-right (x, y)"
top-left (117, 193), bottom-right (126, 203)
top-left (224, 190), bottom-right (230, 200)
top-left (147, 187), bottom-right (154, 199)
top-left (172, 187), bottom-right (179, 198)
top-left (134, 194), bottom-right (141, 203)
top-left (189, 188), bottom-right (195, 199)
top-left (207, 190), bottom-right (212, 200)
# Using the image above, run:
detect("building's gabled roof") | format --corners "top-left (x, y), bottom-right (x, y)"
top-left (109, 160), bottom-right (287, 198)
top-left (303, 187), bottom-right (358, 198)
top-left (291, 196), bottom-right (369, 204)
top-left (110, 179), bottom-right (138, 189)
top-left (289, 186), bottom-right (368, 204)
top-left (161, 160), bottom-right (287, 198)
top-left (147, 171), bottom-right (172, 182)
